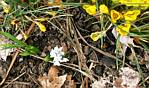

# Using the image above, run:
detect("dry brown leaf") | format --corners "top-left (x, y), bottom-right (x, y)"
top-left (114, 67), bottom-right (140, 88)
top-left (48, 66), bottom-right (59, 81)
top-left (61, 42), bottom-right (68, 54)
top-left (38, 66), bottom-right (67, 88)
top-left (92, 78), bottom-right (110, 88)
top-left (38, 74), bottom-right (67, 88)
top-left (63, 75), bottom-right (76, 88)
top-left (38, 74), bottom-right (50, 88)
top-left (50, 74), bottom-right (67, 88)
top-left (113, 77), bottom-right (123, 88)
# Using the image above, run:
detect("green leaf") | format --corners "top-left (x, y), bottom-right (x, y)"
top-left (0, 31), bottom-right (27, 47)
top-left (131, 24), bottom-right (149, 31)
top-left (44, 55), bottom-right (52, 62)
top-left (25, 45), bottom-right (39, 55)
top-left (20, 51), bottom-right (31, 56)
top-left (20, 46), bottom-right (40, 56)
top-left (0, 44), bottom-right (23, 49)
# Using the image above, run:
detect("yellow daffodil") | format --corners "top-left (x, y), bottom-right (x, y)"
top-left (99, 4), bottom-right (109, 14)
top-left (111, 10), bottom-right (122, 23)
top-left (124, 10), bottom-right (140, 21)
top-left (35, 22), bottom-right (46, 32)
top-left (90, 31), bottom-right (106, 41)
top-left (116, 23), bottom-right (131, 36)
top-left (83, 5), bottom-right (97, 15)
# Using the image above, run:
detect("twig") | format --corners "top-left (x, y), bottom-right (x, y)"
top-left (31, 55), bottom-right (96, 81)
top-left (27, 73), bottom-right (41, 87)
top-left (3, 72), bottom-right (26, 88)
top-left (139, 76), bottom-right (149, 86)
top-left (26, 22), bottom-right (35, 36)
top-left (0, 50), bottom-right (20, 86)
top-left (75, 27), bottom-right (132, 67)
top-left (61, 64), bottom-right (96, 81)
top-left (5, 81), bottom-right (30, 85)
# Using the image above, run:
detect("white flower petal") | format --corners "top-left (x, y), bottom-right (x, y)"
top-left (119, 36), bottom-right (139, 47)
top-left (112, 27), bottom-right (118, 39)
top-left (53, 60), bottom-right (61, 66)
top-left (59, 58), bottom-right (69, 62)
top-left (50, 46), bottom-right (68, 66)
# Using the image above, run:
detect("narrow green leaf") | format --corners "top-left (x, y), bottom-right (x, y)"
top-left (44, 55), bottom-right (52, 62)
top-left (20, 51), bottom-right (31, 56)
top-left (0, 31), bottom-right (27, 46)
top-left (140, 41), bottom-right (149, 51)
top-left (25, 45), bottom-right (39, 55)
top-left (0, 44), bottom-right (23, 49)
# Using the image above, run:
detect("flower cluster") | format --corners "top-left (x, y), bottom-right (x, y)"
top-left (111, 10), bottom-right (140, 36)
top-left (83, 0), bottom-right (146, 43)
top-left (100, 6), bottom-right (140, 36)
top-left (50, 46), bottom-right (69, 66)
top-left (83, 4), bottom-right (109, 16)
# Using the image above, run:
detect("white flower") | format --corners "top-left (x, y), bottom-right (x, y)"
top-left (50, 46), bottom-right (69, 66)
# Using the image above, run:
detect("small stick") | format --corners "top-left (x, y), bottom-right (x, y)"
top-left (0, 50), bottom-right (19, 86)
top-left (75, 28), bottom-right (132, 68)
top-left (26, 22), bottom-right (35, 36)
top-left (3, 72), bottom-right (26, 88)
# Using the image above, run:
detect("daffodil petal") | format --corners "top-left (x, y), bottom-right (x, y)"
top-left (90, 31), bottom-right (106, 41)
top-left (111, 10), bottom-right (121, 23)
top-left (99, 4), bottom-right (109, 14)
top-left (35, 22), bottom-right (46, 32)
top-left (116, 23), bottom-right (131, 36)
top-left (124, 10), bottom-right (140, 21)
top-left (83, 5), bottom-right (97, 15)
